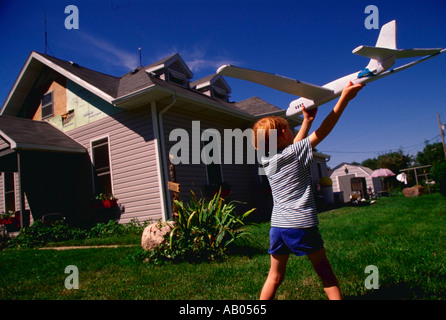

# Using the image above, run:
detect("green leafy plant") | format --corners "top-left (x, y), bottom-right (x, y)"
top-left (5, 218), bottom-right (150, 249)
top-left (7, 219), bottom-right (86, 248)
top-left (142, 189), bottom-right (256, 264)
top-left (0, 210), bottom-right (15, 221)
top-left (95, 193), bottom-right (116, 200)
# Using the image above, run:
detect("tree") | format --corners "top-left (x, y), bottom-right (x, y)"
top-left (416, 141), bottom-right (445, 166)
top-left (361, 158), bottom-right (379, 170)
top-left (361, 149), bottom-right (412, 173)
top-left (377, 149), bottom-right (412, 174)
top-left (417, 141), bottom-right (446, 196)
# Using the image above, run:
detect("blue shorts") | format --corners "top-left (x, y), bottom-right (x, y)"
top-left (268, 226), bottom-right (324, 256)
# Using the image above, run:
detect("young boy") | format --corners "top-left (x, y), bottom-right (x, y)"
top-left (253, 81), bottom-right (364, 300)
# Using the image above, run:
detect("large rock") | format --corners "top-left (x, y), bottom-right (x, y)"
top-left (141, 220), bottom-right (176, 250)
top-left (402, 186), bottom-right (425, 197)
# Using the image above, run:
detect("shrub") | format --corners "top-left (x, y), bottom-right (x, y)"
top-left (7, 219), bottom-right (87, 248)
top-left (5, 218), bottom-right (150, 249)
top-left (141, 190), bottom-right (256, 264)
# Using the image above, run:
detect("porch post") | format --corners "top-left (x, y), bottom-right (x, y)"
top-left (17, 151), bottom-right (26, 229)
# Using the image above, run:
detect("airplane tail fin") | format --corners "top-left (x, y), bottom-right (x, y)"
top-left (354, 20), bottom-right (397, 73)
top-left (375, 20), bottom-right (397, 49)
top-left (353, 20), bottom-right (442, 74)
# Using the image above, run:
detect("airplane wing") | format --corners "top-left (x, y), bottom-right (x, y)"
top-left (217, 65), bottom-right (333, 100)
top-left (353, 45), bottom-right (442, 60)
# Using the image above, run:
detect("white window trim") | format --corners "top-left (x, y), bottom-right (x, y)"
top-left (89, 135), bottom-right (115, 195)
top-left (41, 90), bottom-right (54, 120)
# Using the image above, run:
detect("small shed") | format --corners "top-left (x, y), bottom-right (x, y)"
top-left (329, 162), bottom-right (383, 203)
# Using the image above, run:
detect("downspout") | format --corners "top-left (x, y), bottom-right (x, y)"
top-left (152, 93), bottom-right (177, 222)
top-left (17, 150), bottom-right (26, 228)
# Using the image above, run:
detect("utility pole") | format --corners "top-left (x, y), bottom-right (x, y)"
top-left (437, 113), bottom-right (446, 160)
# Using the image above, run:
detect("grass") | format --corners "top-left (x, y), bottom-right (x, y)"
top-left (0, 193), bottom-right (445, 300)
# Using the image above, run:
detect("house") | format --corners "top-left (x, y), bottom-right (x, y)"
top-left (0, 51), bottom-right (330, 227)
top-left (329, 162), bottom-right (383, 202)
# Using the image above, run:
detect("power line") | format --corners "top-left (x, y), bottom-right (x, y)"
top-left (320, 134), bottom-right (441, 156)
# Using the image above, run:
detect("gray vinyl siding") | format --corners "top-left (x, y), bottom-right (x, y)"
top-left (66, 105), bottom-right (163, 224)
top-left (162, 112), bottom-right (209, 200)
top-left (162, 110), bottom-right (260, 215)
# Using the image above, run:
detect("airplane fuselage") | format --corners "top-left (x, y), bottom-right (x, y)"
top-left (288, 70), bottom-right (373, 115)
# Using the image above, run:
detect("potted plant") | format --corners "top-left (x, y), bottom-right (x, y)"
top-left (95, 193), bottom-right (118, 208)
top-left (0, 211), bottom-right (20, 232)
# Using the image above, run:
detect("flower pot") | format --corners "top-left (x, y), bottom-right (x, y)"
top-left (102, 199), bottom-right (117, 208)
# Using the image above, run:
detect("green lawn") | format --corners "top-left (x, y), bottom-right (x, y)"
top-left (0, 193), bottom-right (445, 300)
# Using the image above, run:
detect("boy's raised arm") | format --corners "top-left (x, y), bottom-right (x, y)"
top-left (294, 106), bottom-right (318, 143)
top-left (309, 81), bottom-right (364, 148)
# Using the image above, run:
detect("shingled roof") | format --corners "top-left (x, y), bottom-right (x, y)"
top-left (0, 115), bottom-right (86, 153)
top-left (41, 53), bottom-right (120, 98)
top-left (2, 51), bottom-right (298, 122)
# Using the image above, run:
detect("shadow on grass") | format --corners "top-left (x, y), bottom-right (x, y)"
top-left (228, 242), bottom-right (265, 259)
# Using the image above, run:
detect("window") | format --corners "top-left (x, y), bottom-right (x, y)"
top-left (4, 172), bottom-right (15, 212)
top-left (201, 131), bottom-right (223, 187)
top-left (41, 91), bottom-right (54, 119)
top-left (212, 87), bottom-right (228, 101)
top-left (91, 137), bottom-right (113, 194)
top-left (167, 69), bottom-right (188, 87)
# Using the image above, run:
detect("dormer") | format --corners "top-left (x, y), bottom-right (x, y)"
top-left (145, 53), bottom-right (193, 88)
top-left (191, 74), bottom-right (231, 102)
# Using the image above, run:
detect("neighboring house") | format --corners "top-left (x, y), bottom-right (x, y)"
top-left (0, 51), bottom-right (330, 226)
top-left (329, 162), bottom-right (383, 202)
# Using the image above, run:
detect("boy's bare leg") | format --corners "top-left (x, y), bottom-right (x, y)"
top-left (307, 248), bottom-right (342, 300)
top-left (260, 254), bottom-right (289, 300)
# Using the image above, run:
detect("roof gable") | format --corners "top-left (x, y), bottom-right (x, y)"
top-left (145, 53), bottom-right (193, 79)
top-left (330, 162), bottom-right (374, 175)
top-left (1, 51), bottom-right (119, 116)
top-left (191, 74), bottom-right (230, 91)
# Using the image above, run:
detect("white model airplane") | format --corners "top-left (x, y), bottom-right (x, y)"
top-left (217, 20), bottom-right (445, 116)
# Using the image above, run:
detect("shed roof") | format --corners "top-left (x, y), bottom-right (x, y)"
top-left (0, 116), bottom-right (86, 153)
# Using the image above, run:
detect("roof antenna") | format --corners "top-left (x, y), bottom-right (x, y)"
top-left (43, 9), bottom-right (54, 56)
top-left (138, 32), bottom-right (142, 67)
top-left (44, 9), bottom-right (48, 54)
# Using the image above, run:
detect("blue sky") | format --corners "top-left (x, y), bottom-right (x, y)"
top-left (1, 0), bottom-right (445, 168)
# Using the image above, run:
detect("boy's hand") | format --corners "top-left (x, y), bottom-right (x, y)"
top-left (340, 81), bottom-right (365, 102)
top-left (302, 106), bottom-right (318, 122)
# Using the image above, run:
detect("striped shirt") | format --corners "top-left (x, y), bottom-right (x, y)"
top-left (261, 137), bottom-right (318, 228)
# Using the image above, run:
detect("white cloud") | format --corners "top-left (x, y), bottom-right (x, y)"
top-left (156, 44), bottom-right (239, 75)
top-left (78, 32), bottom-right (139, 71)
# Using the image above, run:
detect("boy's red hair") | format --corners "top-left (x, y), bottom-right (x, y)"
top-left (252, 116), bottom-right (289, 151)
